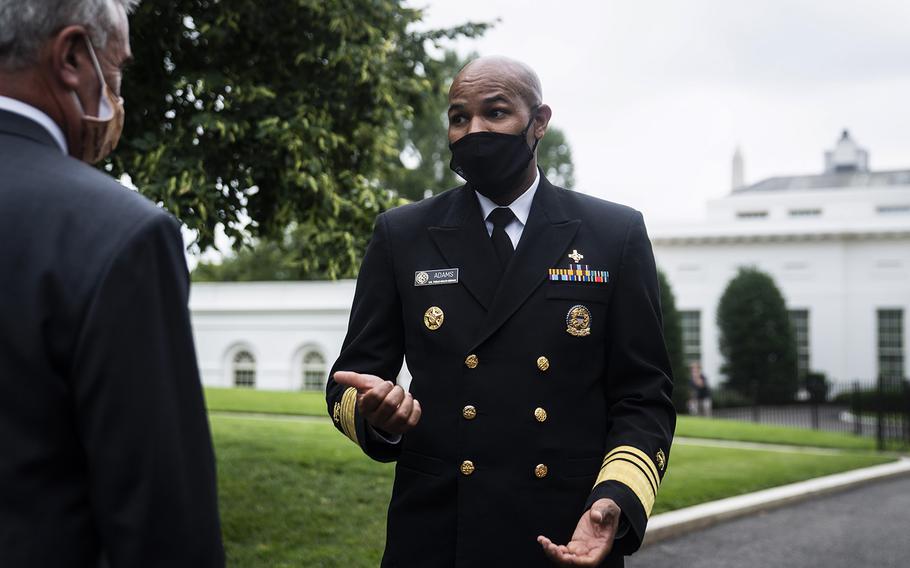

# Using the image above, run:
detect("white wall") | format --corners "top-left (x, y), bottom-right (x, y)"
top-left (654, 235), bottom-right (910, 387)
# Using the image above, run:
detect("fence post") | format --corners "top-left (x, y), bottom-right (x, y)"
top-left (876, 375), bottom-right (885, 452)
top-left (852, 381), bottom-right (862, 436)
top-left (811, 401), bottom-right (820, 430)
top-left (751, 380), bottom-right (760, 423)
top-left (904, 379), bottom-right (910, 447)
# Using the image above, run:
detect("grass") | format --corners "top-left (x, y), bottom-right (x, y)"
top-left (205, 388), bottom-right (882, 451)
top-left (656, 443), bottom-right (890, 513)
top-left (205, 387), bottom-right (327, 416)
top-left (677, 416), bottom-right (876, 450)
top-left (212, 416), bottom-right (392, 567)
top-left (211, 414), bottom-right (893, 567)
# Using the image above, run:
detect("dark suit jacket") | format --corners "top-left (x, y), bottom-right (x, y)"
top-left (327, 173), bottom-right (676, 568)
top-left (0, 109), bottom-right (224, 567)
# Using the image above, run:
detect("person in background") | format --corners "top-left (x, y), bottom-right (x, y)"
top-left (689, 361), bottom-right (712, 417)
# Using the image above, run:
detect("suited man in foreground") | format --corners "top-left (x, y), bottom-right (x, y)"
top-left (327, 56), bottom-right (675, 567)
top-left (0, 1), bottom-right (223, 566)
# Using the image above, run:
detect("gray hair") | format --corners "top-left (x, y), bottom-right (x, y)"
top-left (0, 0), bottom-right (140, 70)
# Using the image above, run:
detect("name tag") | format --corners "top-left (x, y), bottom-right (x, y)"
top-left (415, 268), bottom-right (459, 287)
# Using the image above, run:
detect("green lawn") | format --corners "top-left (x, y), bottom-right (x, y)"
top-left (205, 388), bottom-right (880, 451)
top-left (213, 416), bottom-right (393, 568)
top-left (677, 416), bottom-right (876, 450)
top-left (212, 414), bottom-right (892, 568)
top-left (206, 387), bottom-right (327, 416)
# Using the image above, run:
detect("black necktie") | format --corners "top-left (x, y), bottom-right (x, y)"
top-left (487, 207), bottom-right (516, 269)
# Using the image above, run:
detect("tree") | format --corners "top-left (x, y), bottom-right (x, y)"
top-left (716, 267), bottom-right (798, 403)
top-left (657, 270), bottom-right (689, 412)
top-left (110, 0), bottom-right (488, 279)
top-left (194, 47), bottom-right (578, 281)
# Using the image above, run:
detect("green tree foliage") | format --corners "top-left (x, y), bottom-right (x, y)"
top-left (657, 270), bottom-right (689, 412)
top-left (716, 267), bottom-right (799, 403)
top-left (111, 0), bottom-right (487, 278)
top-left (194, 46), bottom-right (578, 281)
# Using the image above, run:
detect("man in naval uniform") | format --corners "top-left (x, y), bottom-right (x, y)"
top-left (327, 56), bottom-right (675, 567)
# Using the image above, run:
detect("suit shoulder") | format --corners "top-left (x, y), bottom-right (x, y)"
top-left (2, 151), bottom-right (180, 279)
top-left (378, 185), bottom-right (464, 231)
top-left (553, 186), bottom-right (640, 222)
top-left (57, 159), bottom-right (170, 230)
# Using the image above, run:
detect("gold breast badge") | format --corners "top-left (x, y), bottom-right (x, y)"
top-left (566, 305), bottom-right (591, 337)
top-left (424, 306), bottom-right (445, 331)
top-left (656, 449), bottom-right (666, 472)
top-left (568, 249), bottom-right (584, 263)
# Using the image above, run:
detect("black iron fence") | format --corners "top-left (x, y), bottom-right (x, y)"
top-left (701, 377), bottom-right (910, 450)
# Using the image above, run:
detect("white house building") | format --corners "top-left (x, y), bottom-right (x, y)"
top-left (190, 131), bottom-right (908, 392)
top-left (651, 131), bottom-right (910, 388)
top-left (191, 281), bottom-right (354, 390)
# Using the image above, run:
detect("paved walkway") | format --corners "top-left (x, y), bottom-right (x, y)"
top-left (629, 474), bottom-right (910, 568)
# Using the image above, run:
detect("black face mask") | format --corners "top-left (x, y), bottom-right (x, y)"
top-left (449, 110), bottom-right (541, 199)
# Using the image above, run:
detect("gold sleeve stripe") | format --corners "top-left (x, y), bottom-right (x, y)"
top-left (339, 387), bottom-right (359, 445)
top-left (603, 445), bottom-right (660, 489)
top-left (602, 457), bottom-right (657, 495)
top-left (594, 458), bottom-right (656, 516)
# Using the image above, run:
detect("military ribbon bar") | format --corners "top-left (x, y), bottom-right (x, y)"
top-left (548, 264), bottom-right (609, 283)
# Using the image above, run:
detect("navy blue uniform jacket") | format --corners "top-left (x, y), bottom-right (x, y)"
top-left (327, 173), bottom-right (675, 567)
top-left (0, 110), bottom-right (224, 567)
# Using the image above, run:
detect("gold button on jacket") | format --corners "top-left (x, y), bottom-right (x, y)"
top-left (462, 405), bottom-right (477, 420)
top-left (535, 464), bottom-right (549, 479)
top-left (460, 460), bottom-right (475, 476)
top-left (534, 408), bottom-right (548, 423)
top-left (536, 356), bottom-right (550, 371)
top-left (464, 354), bottom-right (478, 369)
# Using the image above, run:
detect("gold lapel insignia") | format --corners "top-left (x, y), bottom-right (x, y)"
top-left (566, 305), bottom-right (591, 337)
top-left (656, 449), bottom-right (666, 472)
top-left (424, 306), bottom-right (445, 331)
top-left (568, 249), bottom-right (584, 263)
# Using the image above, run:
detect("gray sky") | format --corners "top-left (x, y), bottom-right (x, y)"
top-left (409, 0), bottom-right (910, 222)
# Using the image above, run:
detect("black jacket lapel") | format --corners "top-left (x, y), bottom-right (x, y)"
top-left (428, 186), bottom-right (501, 310)
top-left (469, 175), bottom-right (580, 351)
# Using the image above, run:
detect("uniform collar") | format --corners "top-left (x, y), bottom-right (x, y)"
top-left (0, 96), bottom-right (68, 154)
top-left (474, 168), bottom-right (541, 227)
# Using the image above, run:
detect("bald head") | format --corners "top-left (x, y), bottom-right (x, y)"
top-left (452, 56), bottom-right (542, 111)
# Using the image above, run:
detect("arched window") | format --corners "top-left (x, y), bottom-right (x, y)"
top-left (301, 350), bottom-right (326, 391)
top-left (233, 350), bottom-right (256, 388)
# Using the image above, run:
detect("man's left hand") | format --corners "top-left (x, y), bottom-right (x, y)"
top-left (537, 498), bottom-right (621, 566)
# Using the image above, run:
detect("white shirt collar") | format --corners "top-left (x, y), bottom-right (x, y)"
top-left (475, 168), bottom-right (541, 227)
top-left (0, 95), bottom-right (68, 154)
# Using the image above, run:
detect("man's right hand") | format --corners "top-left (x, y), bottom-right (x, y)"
top-left (333, 371), bottom-right (422, 435)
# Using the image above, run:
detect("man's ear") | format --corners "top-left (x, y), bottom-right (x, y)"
top-left (532, 104), bottom-right (552, 140)
top-left (47, 26), bottom-right (92, 92)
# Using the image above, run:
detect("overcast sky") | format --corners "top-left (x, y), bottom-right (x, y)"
top-left (408, 0), bottom-right (910, 222)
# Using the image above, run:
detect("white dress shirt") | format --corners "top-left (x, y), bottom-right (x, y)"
top-left (475, 168), bottom-right (541, 249)
top-left (0, 95), bottom-right (68, 154)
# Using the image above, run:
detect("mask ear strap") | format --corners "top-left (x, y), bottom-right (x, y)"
top-left (74, 34), bottom-right (114, 120)
top-left (524, 104), bottom-right (542, 151)
top-left (83, 36), bottom-right (106, 80)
